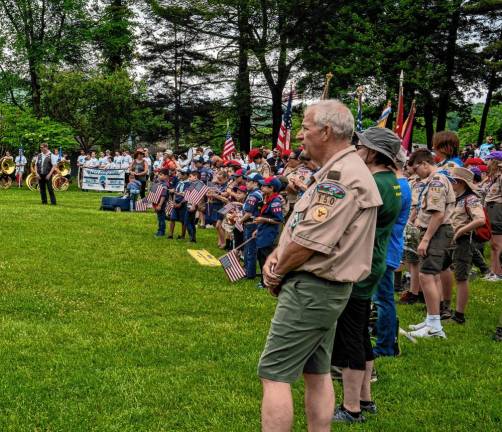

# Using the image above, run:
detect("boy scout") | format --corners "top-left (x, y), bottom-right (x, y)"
top-left (442, 168), bottom-right (486, 323)
top-left (407, 149), bottom-right (455, 338)
top-left (258, 100), bottom-right (382, 432)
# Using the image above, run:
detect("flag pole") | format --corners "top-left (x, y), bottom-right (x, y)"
top-left (321, 72), bottom-right (334, 100)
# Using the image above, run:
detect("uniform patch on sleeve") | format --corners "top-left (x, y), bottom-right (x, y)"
top-left (429, 180), bottom-right (444, 188)
top-left (327, 171), bottom-right (341, 181)
top-left (316, 182), bottom-right (345, 198)
top-left (311, 205), bottom-right (329, 222)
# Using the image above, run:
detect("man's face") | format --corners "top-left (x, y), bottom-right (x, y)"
top-left (261, 184), bottom-right (273, 195)
top-left (297, 108), bottom-right (324, 161)
top-left (189, 174), bottom-right (197, 182)
top-left (487, 136), bottom-right (493, 143)
top-left (411, 161), bottom-right (429, 179)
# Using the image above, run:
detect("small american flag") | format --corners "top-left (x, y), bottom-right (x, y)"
top-left (219, 249), bottom-right (246, 282)
top-left (218, 203), bottom-right (235, 216)
top-left (135, 198), bottom-right (148, 212)
top-left (165, 199), bottom-right (175, 216)
top-left (185, 181), bottom-right (209, 206)
top-left (222, 127), bottom-right (236, 160)
top-left (234, 212), bottom-right (244, 232)
top-left (276, 89), bottom-right (293, 152)
top-left (147, 184), bottom-right (165, 204)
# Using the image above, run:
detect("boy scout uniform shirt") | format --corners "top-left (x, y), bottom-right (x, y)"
top-left (276, 147), bottom-right (382, 283)
top-left (485, 174), bottom-right (502, 204)
top-left (451, 192), bottom-right (485, 233)
top-left (243, 188), bottom-right (263, 218)
top-left (415, 172), bottom-right (456, 228)
top-left (256, 195), bottom-right (284, 249)
top-left (409, 175), bottom-right (426, 209)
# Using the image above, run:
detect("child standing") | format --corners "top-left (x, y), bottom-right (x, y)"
top-left (153, 169), bottom-right (170, 237)
top-left (168, 168), bottom-right (189, 239)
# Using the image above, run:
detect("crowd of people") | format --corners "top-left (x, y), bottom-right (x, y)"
top-left (106, 101), bottom-right (499, 429)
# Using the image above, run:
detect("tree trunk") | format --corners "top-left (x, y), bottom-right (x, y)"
top-left (236, 1), bottom-right (251, 153)
top-left (436, 6), bottom-right (460, 132)
top-left (477, 69), bottom-right (496, 146)
top-left (423, 94), bottom-right (435, 149)
top-left (109, 0), bottom-right (124, 71)
top-left (29, 64), bottom-right (41, 118)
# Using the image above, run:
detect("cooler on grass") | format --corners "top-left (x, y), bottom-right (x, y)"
top-left (100, 196), bottom-right (131, 212)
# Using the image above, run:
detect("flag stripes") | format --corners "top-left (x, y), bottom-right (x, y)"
top-left (222, 129), bottom-right (236, 160)
top-left (185, 181), bottom-right (209, 206)
top-left (276, 89), bottom-right (293, 152)
top-left (219, 249), bottom-right (246, 282)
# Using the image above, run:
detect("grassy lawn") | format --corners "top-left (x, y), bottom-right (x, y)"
top-left (0, 188), bottom-right (501, 431)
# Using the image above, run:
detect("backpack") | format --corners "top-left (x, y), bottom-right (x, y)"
top-left (464, 197), bottom-right (492, 242)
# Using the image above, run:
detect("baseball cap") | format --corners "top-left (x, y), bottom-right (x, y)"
top-left (259, 176), bottom-right (282, 192)
top-left (478, 165), bottom-right (488, 172)
top-left (164, 149), bottom-right (174, 156)
top-left (245, 172), bottom-right (264, 183)
top-left (464, 157), bottom-right (484, 166)
top-left (355, 127), bottom-right (402, 167)
top-left (231, 169), bottom-right (244, 178)
top-left (238, 185), bottom-right (247, 193)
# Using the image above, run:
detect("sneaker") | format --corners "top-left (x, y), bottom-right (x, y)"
top-left (408, 325), bottom-right (446, 339)
top-left (399, 291), bottom-right (419, 305)
top-left (493, 327), bottom-right (502, 342)
top-left (482, 272), bottom-right (495, 281)
top-left (256, 282), bottom-right (265, 289)
top-left (167, 235), bottom-right (174, 239)
top-left (360, 401), bottom-right (377, 414)
top-left (370, 368), bottom-right (378, 383)
top-left (205, 224), bottom-right (214, 229)
top-left (332, 406), bottom-right (365, 423)
top-left (154, 233), bottom-right (165, 238)
top-left (486, 274), bottom-right (502, 282)
top-left (408, 320), bottom-right (427, 331)
top-left (330, 365), bottom-right (343, 381)
top-left (440, 308), bottom-right (452, 320)
top-left (451, 313), bottom-right (465, 324)
top-left (176, 235), bottom-right (185, 239)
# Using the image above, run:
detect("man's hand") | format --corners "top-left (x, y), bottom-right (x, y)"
top-left (263, 255), bottom-right (282, 296)
top-left (417, 238), bottom-right (430, 257)
top-left (453, 228), bottom-right (464, 242)
top-left (251, 230), bottom-right (257, 238)
top-left (46, 174), bottom-right (52, 180)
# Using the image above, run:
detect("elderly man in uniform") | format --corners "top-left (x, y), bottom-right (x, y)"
top-left (259, 100), bottom-right (382, 432)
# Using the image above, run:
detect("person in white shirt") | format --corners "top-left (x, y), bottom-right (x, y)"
top-left (77, 150), bottom-right (87, 167)
top-left (87, 151), bottom-right (100, 168)
top-left (15, 152), bottom-right (27, 187)
top-left (113, 151), bottom-right (123, 166)
top-left (121, 151), bottom-right (132, 169)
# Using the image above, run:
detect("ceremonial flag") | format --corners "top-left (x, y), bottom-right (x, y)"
top-left (276, 88), bottom-right (293, 152)
top-left (376, 101), bottom-right (392, 128)
top-left (165, 199), bottom-right (175, 216)
top-left (356, 87), bottom-right (363, 132)
top-left (185, 180), bottom-right (209, 206)
top-left (401, 100), bottom-right (416, 153)
top-left (135, 198), bottom-right (148, 212)
top-left (146, 184), bottom-right (164, 204)
top-left (219, 249), bottom-right (246, 282)
top-left (222, 121), bottom-right (236, 160)
top-left (394, 70), bottom-right (405, 137)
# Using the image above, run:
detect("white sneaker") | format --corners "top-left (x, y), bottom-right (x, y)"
top-left (485, 274), bottom-right (502, 282)
top-left (408, 325), bottom-right (446, 339)
top-left (409, 320), bottom-right (427, 331)
top-left (482, 272), bottom-right (495, 281)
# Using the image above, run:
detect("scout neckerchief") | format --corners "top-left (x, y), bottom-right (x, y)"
top-left (260, 192), bottom-right (280, 216)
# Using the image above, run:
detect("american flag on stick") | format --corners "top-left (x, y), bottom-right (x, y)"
top-left (135, 198), bottom-right (148, 212)
top-left (219, 249), bottom-right (246, 282)
top-left (165, 199), bottom-right (175, 216)
top-left (222, 120), bottom-right (236, 160)
top-left (146, 184), bottom-right (165, 204)
top-left (276, 88), bottom-right (293, 152)
top-left (185, 181), bottom-right (209, 206)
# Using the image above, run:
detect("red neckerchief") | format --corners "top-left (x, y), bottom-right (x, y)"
top-left (260, 192), bottom-right (280, 216)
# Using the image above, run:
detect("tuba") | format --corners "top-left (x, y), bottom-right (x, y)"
top-left (57, 160), bottom-right (71, 177)
top-left (25, 173), bottom-right (39, 191)
top-left (52, 174), bottom-right (69, 191)
top-left (0, 157), bottom-right (15, 175)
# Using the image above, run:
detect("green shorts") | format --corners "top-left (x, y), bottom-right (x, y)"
top-left (404, 225), bottom-right (420, 264)
top-left (444, 235), bottom-right (475, 281)
top-left (258, 272), bottom-right (352, 384)
top-left (419, 224), bottom-right (454, 275)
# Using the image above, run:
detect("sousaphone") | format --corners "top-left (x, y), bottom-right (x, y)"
top-left (0, 157), bottom-right (15, 175)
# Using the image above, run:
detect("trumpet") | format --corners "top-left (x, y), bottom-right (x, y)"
top-left (0, 157), bottom-right (15, 175)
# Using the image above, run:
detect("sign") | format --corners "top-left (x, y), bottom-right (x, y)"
top-left (82, 168), bottom-right (125, 192)
top-left (187, 249), bottom-right (221, 267)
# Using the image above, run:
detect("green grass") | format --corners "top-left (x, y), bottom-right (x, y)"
top-left (0, 188), bottom-right (501, 431)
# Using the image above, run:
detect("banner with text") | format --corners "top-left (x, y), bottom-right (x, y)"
top-left (82, 168), bottom-right (125, 192)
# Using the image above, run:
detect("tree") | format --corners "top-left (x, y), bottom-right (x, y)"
top-left (0, 0), bottom-right (89, 116)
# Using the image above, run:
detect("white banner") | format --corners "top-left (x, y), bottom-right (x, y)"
top-left (82, 168), bottom-right (125, 192)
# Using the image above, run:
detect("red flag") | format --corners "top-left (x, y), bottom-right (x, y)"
top-left (401, 100), bottom-right (416, 153)
top-left (394, 70), bottom-right (405, 138)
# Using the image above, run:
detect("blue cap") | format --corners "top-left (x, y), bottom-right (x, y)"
top-left (245, 172), bottom-right (264, 183)
top-left (259, 176), bottom-right (282, 192)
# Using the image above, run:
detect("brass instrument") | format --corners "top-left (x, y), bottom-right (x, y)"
top-left (25, 173), bottom-right (39, 191)
top-left (0, 176), bottom-right (12, 189)
top-left (52, 174), bottom-right (69, 191)
top-left (0, 157), bottom-right (15, 175)
top-left (57, 160), bottom-right (70, 177)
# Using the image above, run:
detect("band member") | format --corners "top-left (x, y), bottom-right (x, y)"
top-left (35, 143), bottom-right (58, 205)
top-left (15, 151), bottom-right (27, 187)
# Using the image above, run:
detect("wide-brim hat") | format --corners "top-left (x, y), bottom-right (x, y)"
top-left (450, 167), bottom-right (478, 192)
top-left (355, 127), bottom-right (402, 167)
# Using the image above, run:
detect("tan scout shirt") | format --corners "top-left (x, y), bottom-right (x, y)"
top-left (415, 172), bottom-right (456, 228)
top-left (451, 193), bottom-right (485, 233)
top-left (485, 174), bottom-right (502, 204)
top-left (276, 147), bottom-right (382, 283)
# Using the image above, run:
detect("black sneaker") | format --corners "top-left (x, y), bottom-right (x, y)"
top-left (360, 400), bottom-right (377, 414)
top-left (493, 327), bottom-right (502, 342)
top-left (398, 291), bottom-right (419, 305)
top-left (332, 406), bottom-right (365, 423)
top-left (440, 308), bottom-right (452, 320)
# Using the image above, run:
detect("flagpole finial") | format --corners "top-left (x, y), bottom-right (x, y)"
top-left (321, 72), bottom-right (334, 100)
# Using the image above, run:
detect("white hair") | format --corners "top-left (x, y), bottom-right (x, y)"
top-left (308, 99), bottom-right (354, 141)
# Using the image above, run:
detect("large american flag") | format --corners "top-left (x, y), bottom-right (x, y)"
top-left (219, 249), bottom-right (246, 282)
top-left (222, 127), bottom-right (236, 160)
top-left (185, 181), bottom-right (209, 206)
top-left (276, 89), bottom-right (293, 152)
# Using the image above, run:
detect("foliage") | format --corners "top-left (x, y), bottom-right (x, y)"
top-left (0, 189), bottom-right (500, 431)
top-left (0, 104), bottom-right (76, 156)
top-left (458, 103), bottom-right (502, 145)
top-left (41, 70), bottom-right (168, 150)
